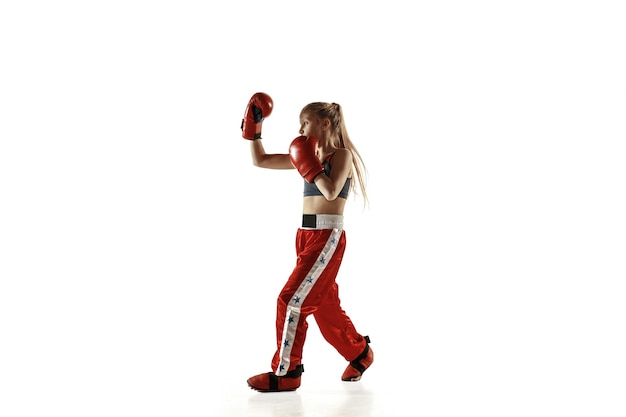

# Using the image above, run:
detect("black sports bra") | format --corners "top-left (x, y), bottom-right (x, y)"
top-left (302, 154), bottom-right (351, 199)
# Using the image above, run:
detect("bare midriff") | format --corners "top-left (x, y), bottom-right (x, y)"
top-left (302, 196), bottom-right (347, 215)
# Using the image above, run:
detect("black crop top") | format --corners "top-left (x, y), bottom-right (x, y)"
top-left (303, 154), bottom-right (351, 199)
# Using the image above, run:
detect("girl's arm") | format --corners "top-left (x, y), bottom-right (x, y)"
top-left (250, 139), bottom-right (294, 169)
top-left (312, 149), bottom-right (352, 201)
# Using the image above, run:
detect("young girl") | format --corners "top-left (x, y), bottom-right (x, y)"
top-left (241, 94), bottom-right (373, 392)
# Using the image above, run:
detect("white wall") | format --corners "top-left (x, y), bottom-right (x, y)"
top-left (1, 1), bottom-right (625, 416)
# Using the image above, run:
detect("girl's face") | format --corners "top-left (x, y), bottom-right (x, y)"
top-left (299, 113), bottom-right (322, 138)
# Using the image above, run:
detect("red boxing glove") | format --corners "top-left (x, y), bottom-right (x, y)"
top-left (289, 136), bottom-right (324, 183)
top-left (241, 92), bottom-right (273, 140)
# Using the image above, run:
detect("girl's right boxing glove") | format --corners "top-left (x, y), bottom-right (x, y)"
top-left (289, 136), bottom-right (324, 183)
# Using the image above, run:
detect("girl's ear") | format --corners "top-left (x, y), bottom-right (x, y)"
top-left (322, 118), bottom-right (331, 130)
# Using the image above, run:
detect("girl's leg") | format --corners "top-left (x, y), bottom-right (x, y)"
top-left (313, 281), bottom-right (368, 362)
top-left (248, 224), bottom-right (356, 391)
top-left (271, 227), bottom-right (345, 375)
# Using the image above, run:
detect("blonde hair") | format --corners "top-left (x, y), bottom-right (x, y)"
top-left (300, 102), bottom-right (369, 207)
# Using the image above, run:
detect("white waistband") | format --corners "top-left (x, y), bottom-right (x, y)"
top-left (302, 214), bottom-right (344, 230)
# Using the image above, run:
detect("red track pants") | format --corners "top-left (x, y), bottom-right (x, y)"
top-left (272, 215), bottom-right (367, 376)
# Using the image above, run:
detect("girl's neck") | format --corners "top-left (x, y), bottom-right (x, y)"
top-left (317, 135), bottom-right (340, 152)
top-left (316, 140), bottom-right (337, 160)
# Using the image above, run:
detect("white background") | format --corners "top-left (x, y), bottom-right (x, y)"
top-left (1, 1), bottom-right (625, 416)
